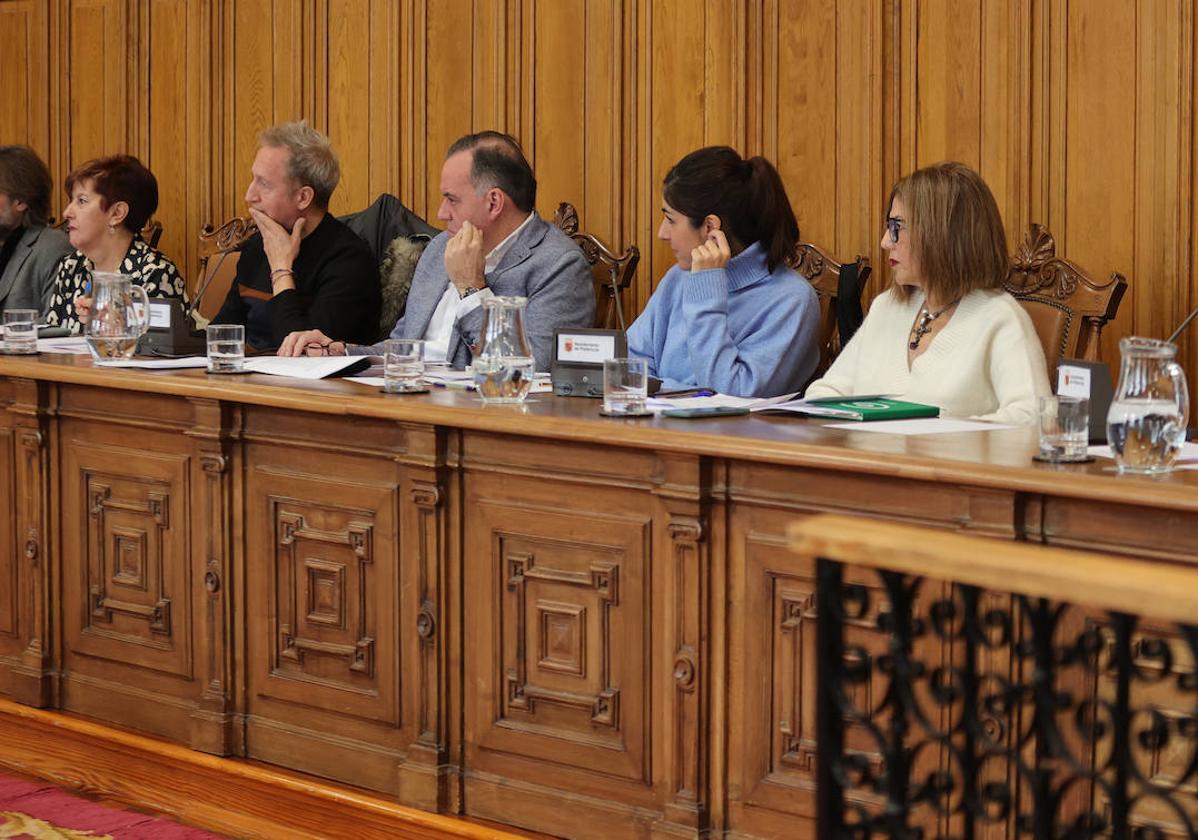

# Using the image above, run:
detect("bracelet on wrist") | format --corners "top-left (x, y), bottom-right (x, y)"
top-left (270, 268), bottom-right (294, 280)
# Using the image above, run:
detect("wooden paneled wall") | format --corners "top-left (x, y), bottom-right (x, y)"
top-left (1, 0), bottom-right (1195, 376)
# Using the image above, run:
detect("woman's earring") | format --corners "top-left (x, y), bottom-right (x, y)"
top-left (107, 224), bottom-right (116, 235)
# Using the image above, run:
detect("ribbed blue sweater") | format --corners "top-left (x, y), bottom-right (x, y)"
top-left (627, 241), bottom-right (820, 397)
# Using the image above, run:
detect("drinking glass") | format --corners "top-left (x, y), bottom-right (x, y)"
top-left (3, 309), bottom-right (39, 355)
top-left (603, 357), bottom-right (649, 415)
top-left (1038, 395), bottom-right (1089, 461)
top-left (384, 338), bottom-right (426, 393)
top-left (206, 324), bottom-right (244, 373)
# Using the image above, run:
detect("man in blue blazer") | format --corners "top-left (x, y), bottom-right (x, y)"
top-left (279, 132), bottom-right (594, 370)
top-left (0, 146), bottom-right (71, 315)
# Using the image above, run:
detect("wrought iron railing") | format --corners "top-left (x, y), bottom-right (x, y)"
top-left (791, 516), bottom-right (1198, 840)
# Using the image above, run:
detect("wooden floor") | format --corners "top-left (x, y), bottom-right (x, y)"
top-left (0, 699), bottom-right (548, 840)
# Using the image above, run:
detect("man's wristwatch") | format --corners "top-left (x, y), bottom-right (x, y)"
top-left (459, 285), bottom-right (482, 299)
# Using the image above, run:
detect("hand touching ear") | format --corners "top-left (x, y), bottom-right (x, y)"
top-left (690, 229), bottom-right (731, 272)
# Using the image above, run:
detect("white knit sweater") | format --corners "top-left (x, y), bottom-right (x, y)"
top-left (806, 287), bottom-right (1051, 424)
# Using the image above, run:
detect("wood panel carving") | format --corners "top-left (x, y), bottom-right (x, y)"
top-left (408, 481), bottom-right (441, 742)
top-left (484, 529), bottom-right (640, 778)
top-left (6, 379), bottom-right (52, 707)
top-left (666, 514), bottom-right (705, 813)
top-left (73, 467), bottom-right (190, 679)
top-left (0, 428), bottom-right (16, 645)
top-left (502, 549), bottom-right (621, 730)
top-left (463, 471), bottom-right (657, 832)
top-left (187, 397), bottom-right (239, 755)
top-left (271, 504), bottom-right (379, 695)
top-left (244, 445), bottom-right (403, 794)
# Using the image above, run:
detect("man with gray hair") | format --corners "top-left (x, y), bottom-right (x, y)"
top-left (212, 120), bottom-right (378, 349)
top-left (279, 131), bottom-right (593, 369)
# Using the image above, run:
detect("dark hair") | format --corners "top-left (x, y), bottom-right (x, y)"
top-left (446, 131), bottom-right (537, 213)
top-left (64, 154), bottom-right (159, 234)
top-left (886, 161), bottom-right (1008, 303)
top-left (0, 145), bottom-right (54, 227)
top-left (663, 146), bottom-right (799, 272)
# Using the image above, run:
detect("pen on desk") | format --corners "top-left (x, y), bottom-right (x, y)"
top-left (655, 388), bottom-right (715, 398)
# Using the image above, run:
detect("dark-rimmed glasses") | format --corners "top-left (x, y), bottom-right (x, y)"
top-left (885, 216), bottom-right (904, 243)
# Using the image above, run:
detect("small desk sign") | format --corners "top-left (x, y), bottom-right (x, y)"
top-left (132, 301), bottom-right (173, 329)
top-left (1057, 358), bottom-right (1114, 443)
top-left (551, 328), bottom-right (626, 398)
top-left (557, 332), bottom-right (618, 364)
top-left (136, 298), bottom-right (206, 356)
top-left (1057, 364), bottom-right (1091, 399)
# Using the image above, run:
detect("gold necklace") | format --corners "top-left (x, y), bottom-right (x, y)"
top-left (908, 302), bottom-right (954, 350)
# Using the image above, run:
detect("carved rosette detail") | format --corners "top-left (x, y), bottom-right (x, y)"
top-left (416, 606), bottom-right (436, 641)
top-left (673, 653), bottom-right (697, 691)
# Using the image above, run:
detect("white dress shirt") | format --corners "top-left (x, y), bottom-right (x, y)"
top-left (423, 212), bottom-right (534, 363)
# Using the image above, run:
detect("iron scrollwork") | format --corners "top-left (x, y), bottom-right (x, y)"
top-left (816, 558), bottom-right (1198, 839)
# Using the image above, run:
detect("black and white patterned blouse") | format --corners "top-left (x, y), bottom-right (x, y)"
top-left (45, 238), bottom-right (188, 334)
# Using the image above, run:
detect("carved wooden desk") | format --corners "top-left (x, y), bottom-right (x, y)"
top-left (0, 354), bottom-right (1194, 839)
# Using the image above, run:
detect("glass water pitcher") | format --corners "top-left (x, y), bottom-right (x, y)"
top-left (472, 295), bottom-right (535, 404)
top-left (85, 272), bottom-right (150, 360)
top-left (1106, 336), bottom-right (1189, 473)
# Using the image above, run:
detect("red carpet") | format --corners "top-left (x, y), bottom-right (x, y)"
top-left (0, 772), bottom-right (224, 839)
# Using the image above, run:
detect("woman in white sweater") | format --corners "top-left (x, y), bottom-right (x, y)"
top-left (805, 162), bottom-right (1049, 424)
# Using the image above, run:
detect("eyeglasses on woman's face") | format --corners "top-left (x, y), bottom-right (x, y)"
top-left (885, 215), bottom-right (904, 243)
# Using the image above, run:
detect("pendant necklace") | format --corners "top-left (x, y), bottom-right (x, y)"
top-left (909, 301), bottom-right (955, 350)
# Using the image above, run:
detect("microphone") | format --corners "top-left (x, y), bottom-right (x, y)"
top-left (1167, 306), bottom-right (1198, 344)
top-left (186, 247), bottom-right (236, 326)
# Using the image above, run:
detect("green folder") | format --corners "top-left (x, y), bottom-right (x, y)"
top-left (785, 397), bottom-right (940, 421)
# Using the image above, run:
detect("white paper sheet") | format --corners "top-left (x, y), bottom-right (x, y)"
top-left (36, 337), bottom-right (90, 355)
top-left (823, 418), bottom-right (1018, 435)
top-left (1089, 441), bottom-right (1198, 462)
top-left (242, 356), bottom-right (367, 379)
top-left (346, 376), bottom-right (388, 388)
top-left (647, 392), bottom-right (797, 414)
top-left (93, 356), bottom-right (209, 369)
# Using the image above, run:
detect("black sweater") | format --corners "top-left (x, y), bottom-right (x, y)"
top-left (213, 213), bottom-right (380, 349)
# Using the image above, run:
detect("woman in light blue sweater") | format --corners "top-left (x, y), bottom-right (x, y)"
top-left (626, 146), bottom-right (819, 397)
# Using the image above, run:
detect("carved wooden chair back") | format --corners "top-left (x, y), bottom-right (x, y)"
top-left (792, 242), bottom-right (870, 375)
top-left (1004, 224), bottom-right (1127, 382)
top-left (141, 219), bottom-right (164, 249)
top-left (194, 216), bottom-right (258, 321)
top-left (553, 202), bottom-right (640, 330)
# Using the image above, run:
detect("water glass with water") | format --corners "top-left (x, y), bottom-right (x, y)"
top-left (603, 357), bottom-right (649, 415)
top-left (3, 309), bottom-right (38, 355)
top-left (384, 338), bottom-right (425, 393)
top-left (1038, 395), bottom-right (1089, 461)
top-left (206, 324), bottom-right (244, 373)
